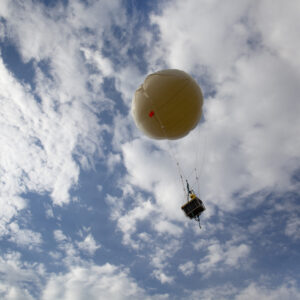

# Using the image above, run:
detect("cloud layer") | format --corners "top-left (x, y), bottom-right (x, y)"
top-left (0, 0), bottom-right (299, 299)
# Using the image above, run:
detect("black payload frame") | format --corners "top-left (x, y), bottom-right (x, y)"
top-left (181, 196), bottom-right (206, 219)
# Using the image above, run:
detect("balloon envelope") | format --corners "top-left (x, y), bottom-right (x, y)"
top-left (132, 69), bottom-right (203, 140)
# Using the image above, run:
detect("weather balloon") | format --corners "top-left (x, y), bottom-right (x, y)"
top-left (131, 69), bottom-right (203, 140)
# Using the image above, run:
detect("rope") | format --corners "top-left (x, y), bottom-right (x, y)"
top-left (195, 215), bottom-right (202, 229)
top-left (195, 167), bottom-right (200, 196)
top-left (189, 127), bottom-right (207, 197)
top-left (197, 131), bottom-right (207, 187)
top-left (166, 140), bottom-right (188, 200)
top-left (177, 161), bottom-right (187, 198)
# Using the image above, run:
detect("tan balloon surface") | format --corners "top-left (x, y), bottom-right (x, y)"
top-left (132, 69), bottom-right (203, 140)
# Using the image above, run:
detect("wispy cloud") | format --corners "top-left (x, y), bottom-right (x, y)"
top-left (178, 261), bottom-right (195, 277)
top-left (187, 278), bottom-right (300, 300)
top-left (196, 238), bottom-right (251, 277)
top-left (76, 233), bottom-right (101, 256)
top-left (0, 251), bottom-right (45, 299)
top-left (8, 222), bottom-right (42, 250)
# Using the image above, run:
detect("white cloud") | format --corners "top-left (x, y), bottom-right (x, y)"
top-left (0, 252), bottom-right (169, 300)
top-left (44, 204), bottom-right (54, 219)
top-left (115, 197), bottom-right (155, 249)
top-left (1, 0), bottom-right (299, 298)
top-left (235, 280), bottom-right (300, 300)
top-left (8, 222), bottom-right (42, 250)
top-left (178, 261), bottom-right (195, 277)
top-left (53, 230), bottom-right (80, 265)
top-left (106, 187), bottom-right (183, 284)
top-left (0, 284), bottom-right (35, 300)
top-left (0, 251), bottom-right (45, 300)
top-left (49, 251), bottom-right (62, 260)
top-left (58, 242), bottom-right (80, 266)
top-left (197, 240), bottom-right (251, 277)
top-left (114, 65), bottom-right (145, 105)
top-left (106, 152), bottom-right (122, 174)
top-left (53, 229), bottom-right (68, 242)
top-left (187, 279), bottom-right (300, 300)
top-left (186, 277), bottom-right (300, 300)
top-left (248, 214), bottom-right (270, 235)
top-left (193, 238), bottom-right (217, 251)
top-left (187, 284), bottom-right (238, 300)
top-left (152, 270), bottom-right (174, 285)
top-left (53, 229), bottom-right (101, 267)
top-left (254, 1), bottom-right (300, 69)
top-left (150, 239), bottom-right (181, 284)
top-left (0, 196), bottom-right (26, 238)
top-left (42, 263), bottom-right (168, 300)
top-left (0, 22), bottom-right (75, 208)
top-left (81, 47), bottom-right (114, 78)
top-left (153, 220), bottom-right (183, 236)
top-left (76, 233), bottom-right (101, 256)
top-left (285, 214), bottom-right (300, 240)
top-left (0, 0), bottom-right (129, 239)
top-left (149, 0), bottom-right (255, 81)
top-left (121, 138), bottom-right (186, 220)
top-left (224, 244), bottom-right (250, 267)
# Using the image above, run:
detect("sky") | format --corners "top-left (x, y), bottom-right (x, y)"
top-left (0, 0), bottom-right (300, 299)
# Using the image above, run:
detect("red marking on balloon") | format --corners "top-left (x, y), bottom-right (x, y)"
top-left (149, 111), bottom-right (155, 117)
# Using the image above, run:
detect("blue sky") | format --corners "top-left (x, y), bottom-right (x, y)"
top-left (0, 0), bottom-right (300, 299)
